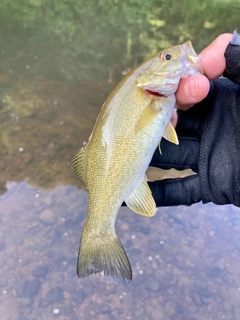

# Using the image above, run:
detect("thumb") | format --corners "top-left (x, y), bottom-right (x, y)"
top-left (176, 74), bottom-right (210, 110)
top-left (200, 33), bottom-right (233, 80)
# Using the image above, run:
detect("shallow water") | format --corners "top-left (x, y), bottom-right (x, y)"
top-left (1, 1), bottom-right (240, 319)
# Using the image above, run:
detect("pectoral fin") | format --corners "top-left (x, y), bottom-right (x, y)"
top-left (163, 122), bottom-right (179, 145)
top-left (135, 99), bottom-right (162, 132)
top-left (158, 137), bottom-right (163, 155)
top-left (125, 175), bottom-right (156, 217)
top-left (70, 145), bottom-right (88, 186)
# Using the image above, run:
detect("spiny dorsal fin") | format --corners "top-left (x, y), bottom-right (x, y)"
top-left (70, 146), bottom-right (88, 186)
top-left (125, 175), bottom-right (156, 217)
top-left (163, 122), bottom-right (179, 145)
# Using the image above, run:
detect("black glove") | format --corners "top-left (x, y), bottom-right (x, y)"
top-left (149, 32), bottom-right (240, 207)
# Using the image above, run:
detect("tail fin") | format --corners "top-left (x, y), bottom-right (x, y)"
top-left (76, 232), bottom-right (132, 284)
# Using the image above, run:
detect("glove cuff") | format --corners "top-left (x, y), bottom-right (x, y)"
top-left (223, 30), bottom-right (240, 84)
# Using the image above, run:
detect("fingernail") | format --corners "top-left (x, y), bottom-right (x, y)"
top-left (186, 76), bottom-right (199, 100)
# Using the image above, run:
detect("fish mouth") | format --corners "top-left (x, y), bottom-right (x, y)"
top-left (182, 41), bottom-right (204, 74)
top-left (138, 79), bottom-right (179, 97)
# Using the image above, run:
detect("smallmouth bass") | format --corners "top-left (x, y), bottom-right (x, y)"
top-left (71, 41), bottom-right (203, 283)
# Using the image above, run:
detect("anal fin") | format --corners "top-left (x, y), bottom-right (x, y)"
top-left (125, 175), bottom-right (156, 217)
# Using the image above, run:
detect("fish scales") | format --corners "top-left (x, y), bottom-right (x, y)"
top-left (71, 41), bottom-right (203, 283)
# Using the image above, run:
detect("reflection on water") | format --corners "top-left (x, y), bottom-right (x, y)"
top-left (1, 0), bottom-right (240, 319)
top-left (1, 182), bottom-right (240, 319)
top-left (0, 77), bottom-right (108, 192)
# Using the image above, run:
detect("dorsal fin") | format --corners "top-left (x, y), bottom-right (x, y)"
top-left (70, 145), bottom-right (88, 186)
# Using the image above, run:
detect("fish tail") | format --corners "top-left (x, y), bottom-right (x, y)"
top-left (77, 230), bottom-right (132, 284)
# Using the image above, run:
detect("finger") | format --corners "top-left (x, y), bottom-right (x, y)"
top-left (200, 33), bottom-right (233, 80)
top-left (175, 33), bottom-right (233, 110)
top-left (176, 74), bottom-right (210, 110)
top-left (170, 109), bottom-right (178, 127)
top-left (148, 174), bottom-right (201, 207)
top-left (150, 137), bottom-right (199, 172)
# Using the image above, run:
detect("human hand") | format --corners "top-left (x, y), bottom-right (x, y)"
top-left (170, 33), bottom-right (233, 127)
top-left (149, 32), bottom-right (240, 207)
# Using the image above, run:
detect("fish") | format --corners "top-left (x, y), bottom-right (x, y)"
top-left (71, 41), bottom-right (203, 284)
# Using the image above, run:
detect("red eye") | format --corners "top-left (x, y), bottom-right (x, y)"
top-left (160, 53), bottom-right (172, 61)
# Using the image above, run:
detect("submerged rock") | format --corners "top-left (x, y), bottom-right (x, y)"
top-left (22, 279), bottom-right (41, 298)
top-left (46, 287), bottom-right (64, 303)
top-left (32, 264), bottom-right (49, 278)
top-left (39, 209), bottom-right (57, 225)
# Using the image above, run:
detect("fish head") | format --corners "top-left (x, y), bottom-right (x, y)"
top-left (136, 41), bottom-right (203, 96)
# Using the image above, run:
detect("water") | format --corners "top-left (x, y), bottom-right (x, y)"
top-left (1, 1), bottom-right (240, 319)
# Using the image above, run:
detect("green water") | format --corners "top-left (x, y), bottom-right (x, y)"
top-left (1, 1), bottom-right (240, 319)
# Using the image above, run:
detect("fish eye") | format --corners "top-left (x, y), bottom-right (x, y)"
top-left (160, 52), bottom-right (172, 61)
